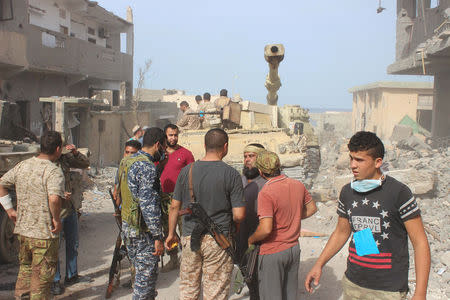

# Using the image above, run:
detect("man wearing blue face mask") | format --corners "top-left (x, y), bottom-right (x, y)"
top-left (305, 131), bottom-right (430, 300)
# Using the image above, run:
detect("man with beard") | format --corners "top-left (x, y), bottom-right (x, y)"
top-left (118, 127), bottom-right (166, 300)
top-left (236, 143), bottom-right (266, 300)
top-left (159, 124), bottom-right (195, 272)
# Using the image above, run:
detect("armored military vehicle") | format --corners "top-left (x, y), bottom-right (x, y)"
top-left (0, 101), bottom-right (40, 262)
top-left (0, 141), bottom-right (39, 263)
top-left (178, 44), bottom-right (320, 180)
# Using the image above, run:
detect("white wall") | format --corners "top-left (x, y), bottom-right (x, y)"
top-left (29, 0), bottom-right (107, 48)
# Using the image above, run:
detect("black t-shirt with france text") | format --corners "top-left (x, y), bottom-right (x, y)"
top-left (337, 175), bottom-right (420, 292)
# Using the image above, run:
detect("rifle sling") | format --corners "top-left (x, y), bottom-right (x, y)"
top-left (188, 162), bottom-right (195, 203)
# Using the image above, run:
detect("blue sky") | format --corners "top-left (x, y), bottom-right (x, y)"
top-left (100, 0), bottom-right (432, 109)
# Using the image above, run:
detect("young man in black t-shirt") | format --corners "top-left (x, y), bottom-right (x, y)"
top-left (304, 131), bottom-right (430, 300)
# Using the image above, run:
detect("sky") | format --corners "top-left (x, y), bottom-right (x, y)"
top-left (99, 0), bottom-right (433, 110)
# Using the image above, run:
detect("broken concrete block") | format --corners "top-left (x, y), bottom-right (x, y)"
top-left (397, 135), bottom-right (431, 152)
top-left (390, 124), bottom-right (413, 142)
top-left (387, 169), bottom-right (435, 195)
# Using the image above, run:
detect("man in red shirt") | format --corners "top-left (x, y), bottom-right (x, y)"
top-left (159, 124), bottom-right (195, 272)
top-left (248, 151), bottom-right (317, 300)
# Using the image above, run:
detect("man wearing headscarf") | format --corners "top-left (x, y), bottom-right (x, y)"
top-left (235, 143), bottom-right (266, 299)
top-left (248, 151), bottom-right (317, 300)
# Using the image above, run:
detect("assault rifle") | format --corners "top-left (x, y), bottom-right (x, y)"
top-left (178, 163), bottom-right (255, 286)
top-left (179, 203), bottom-right (257, 285)
top-left (106, 189), bottom-right (127, 298)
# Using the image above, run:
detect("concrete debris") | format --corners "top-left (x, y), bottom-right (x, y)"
top-left (307, 124), bottom-right (449, 299)
top-left (390, 124), bottom-right (413, 142)
top-left (397, 135), bottom-right (432, 152)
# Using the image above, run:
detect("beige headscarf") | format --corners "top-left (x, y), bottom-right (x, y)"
top-left (243, 145), bottom-right (265, 155)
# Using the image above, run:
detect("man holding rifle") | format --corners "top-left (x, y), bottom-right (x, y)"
top-left (165, 128), bottom-right (245, 300)
top-left (118, 127), bottom-right (166, 300)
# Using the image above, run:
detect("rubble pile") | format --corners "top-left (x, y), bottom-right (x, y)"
top-left (81, 167), bottom-right (117, 214)
top-left (308, 129), bottom-right (449, 299)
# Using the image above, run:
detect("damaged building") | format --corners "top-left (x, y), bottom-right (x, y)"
top-left (389, 0), bottom-right (450, 138)
top-left (349, 81), bottom-right (434, 141)
top-left (0, 0), bottom-right (134, 139)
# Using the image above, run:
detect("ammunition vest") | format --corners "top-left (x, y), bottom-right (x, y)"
top-left (118, 153), bottom-right (154, 235)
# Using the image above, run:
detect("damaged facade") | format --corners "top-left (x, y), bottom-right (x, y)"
top-left (0, 0), bottom-right (134, 138)
top-left (349, 81), bottom-right (434, 141)
top-left (389, 0), bottom-right (450, 138)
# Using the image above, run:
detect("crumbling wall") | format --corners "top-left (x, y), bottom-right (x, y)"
top-left (0, 73), bottom-right (89, 136)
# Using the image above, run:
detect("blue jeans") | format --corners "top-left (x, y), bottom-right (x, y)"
top-left (54, 211), bottom-right (79, 282)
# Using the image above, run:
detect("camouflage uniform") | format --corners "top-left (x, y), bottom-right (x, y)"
top-left (15, 236), bottom-right (59, 299)
top-left (197, 101), bottom-right (219, 128)
top-left (0, 156), bottom-right (65, 299)
top-left (180, 235), bottom-right (233, 300)
top-left (119, 150), bottom-right (163, 300)
top-left (176, 108), bottom-right (201, 130)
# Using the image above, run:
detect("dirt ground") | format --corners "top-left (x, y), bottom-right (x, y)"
top-left (0, 175), bottom-right (446, 299)
top-left (0, 189), bottom-right (347, 300)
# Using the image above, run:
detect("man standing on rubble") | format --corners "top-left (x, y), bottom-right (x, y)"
top-left (177, 101), bottom-right (201, 131)
top-left (52, 142), bottom-right (91, 295)
top-left (0, 131), bottom-right (65, 299)
top-left (118, 127), bottom-right (166, 300)
top-left (159, 124), bottom-right (195, 272)
top-left (248, 150), bottom-right (317, 300)
top-left (305, 131), bottom-right (430, 300)
top-left (165, 128), bottom-right (246, 300)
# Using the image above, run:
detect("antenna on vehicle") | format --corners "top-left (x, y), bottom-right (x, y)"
top-left (377, 0), bottom-right (386, 14)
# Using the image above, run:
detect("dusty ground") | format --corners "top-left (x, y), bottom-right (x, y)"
top-left (0, 167), bottom-right (447, 299)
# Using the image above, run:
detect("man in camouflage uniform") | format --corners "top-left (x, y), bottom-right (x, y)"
top-left (198, 92), bottom-right (220, 128)
top-left (176, 101), bottom-right (201, 131)
top-left (0, 131), bottom-right (65, 299)
top-left (118, 127), bottom-right (166, 300)
top-left (51, 143), bottom-right (90, 295)
top-left (214, 89), bottom-right (231, 110)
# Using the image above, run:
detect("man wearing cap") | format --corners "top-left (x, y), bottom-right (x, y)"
top-left (129, 125), bottom-right (145, 145)
top-left (51, 142), bottom-right (91, 294)
top-left (176, 101), bottom-right (201, 131)
top-left (248, 151), bottom-right (317, 300)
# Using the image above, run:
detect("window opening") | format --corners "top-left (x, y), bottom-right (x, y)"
top-left (0, 0), bottom-right (14, 21)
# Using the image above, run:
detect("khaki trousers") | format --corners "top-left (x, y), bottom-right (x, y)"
top-left (179, 235), bottom-right (233, 300)
top-left (342, 275), bottom-right (407, 300)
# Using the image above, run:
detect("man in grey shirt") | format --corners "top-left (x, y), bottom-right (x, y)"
top-left (165, 128), bottom-right (246, 300)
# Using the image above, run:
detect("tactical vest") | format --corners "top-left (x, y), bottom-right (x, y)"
top-left (118, 153), bottom-right (153, 235)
